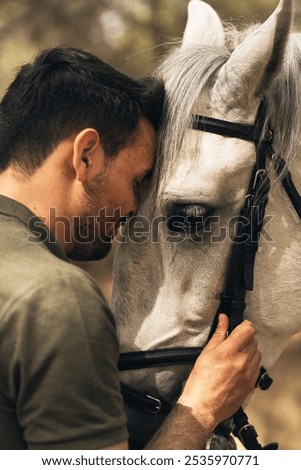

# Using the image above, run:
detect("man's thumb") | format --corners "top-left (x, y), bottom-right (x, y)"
top-left (203, 314), bottom-right (229, 352)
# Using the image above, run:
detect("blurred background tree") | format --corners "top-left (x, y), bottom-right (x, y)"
top-left (0, 0), bottom-right (300, 95)
top-left (0, 0), bottom-right (300, 450)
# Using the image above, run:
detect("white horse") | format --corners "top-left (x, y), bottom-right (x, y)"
top-left (111, 0), bottom-right (301, 449)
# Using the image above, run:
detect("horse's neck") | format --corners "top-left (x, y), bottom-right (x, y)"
top-left (245, 149), bottom-right (301, 368)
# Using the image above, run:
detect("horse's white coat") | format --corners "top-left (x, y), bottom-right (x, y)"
top-left (112, 0), bottom-right (301, 416)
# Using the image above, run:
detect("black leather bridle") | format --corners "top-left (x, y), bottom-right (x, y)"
top-left (118, 102), bottom-right (301, 450)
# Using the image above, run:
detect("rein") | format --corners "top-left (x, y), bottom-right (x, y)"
top-left (118, 102), bottom-right (301, 450)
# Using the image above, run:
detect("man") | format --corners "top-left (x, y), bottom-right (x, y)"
top-left (0, 46), bottom-right (261, 450)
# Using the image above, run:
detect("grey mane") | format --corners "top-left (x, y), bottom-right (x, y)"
top-left (266, 33), bottom-right (301, 165)
top-left (154, 24), bottom-right (301, 193)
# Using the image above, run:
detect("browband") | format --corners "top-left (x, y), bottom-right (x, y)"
top-left (192, 115), bottom-right (259, 142)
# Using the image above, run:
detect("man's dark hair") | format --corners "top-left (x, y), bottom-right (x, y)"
top-left (0, 46), bottom-right (165, 173)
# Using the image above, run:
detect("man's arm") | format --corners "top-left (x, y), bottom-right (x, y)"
top-left (7, 272), bottom-right (129, 450)
top-left (145, 314), bottom-right (261, 449)
top-left (101, 441), bottom-right (129, 450)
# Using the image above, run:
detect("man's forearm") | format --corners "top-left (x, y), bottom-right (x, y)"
top-left (144, 403), bottom-right (212, 450)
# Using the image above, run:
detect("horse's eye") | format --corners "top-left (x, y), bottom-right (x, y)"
top-left (166, 203), bottom-right (214, 233)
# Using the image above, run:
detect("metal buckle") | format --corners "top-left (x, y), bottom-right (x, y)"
top-left (271, 152), bottom-right (286, 173)
top-left (252, 169), bottom-right (267, 190)
top-left (256, 371), bottom-right (273, 390)
top-left (271, 152), bottom-right (280, 167)
top-left (238, 424), bottom-right (258, 445)
top-left (145, 395), bottom-right (162, 414)
top-left (264, 129), bottom-right (273, 142)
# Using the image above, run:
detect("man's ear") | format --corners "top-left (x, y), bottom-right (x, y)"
top-left (73, 128), bottom-right (105, 182)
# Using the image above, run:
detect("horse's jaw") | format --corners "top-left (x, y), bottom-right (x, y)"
top-left (112, 203), bottom-right (238, 403)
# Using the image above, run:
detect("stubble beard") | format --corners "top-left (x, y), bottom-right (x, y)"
top-left (68, 174), bottom-right (114, 262)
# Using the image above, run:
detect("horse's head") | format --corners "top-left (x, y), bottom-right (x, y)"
top-left (112, 0), bottom-right (301, 404)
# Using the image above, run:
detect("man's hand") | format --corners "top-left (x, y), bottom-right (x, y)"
top-left (178, 314), bottom-right (261, 432)
top-left (146, 314), bottom-right (261, 449)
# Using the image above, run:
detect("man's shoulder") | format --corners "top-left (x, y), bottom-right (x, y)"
top-left (1, 253), bottom-right (116, 359)
top-left (7, 261), bottom-right (110, 324)
top-left (0, 209), bottom-right (115, 338)
top-left (0, 212), bottom-right (106, 304)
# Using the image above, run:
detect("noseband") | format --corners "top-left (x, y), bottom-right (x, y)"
top-left (119, 102), bottom-right (301, 450)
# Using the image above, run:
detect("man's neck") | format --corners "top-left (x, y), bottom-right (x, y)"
top-left (0, 166), bottom-right (75, 255)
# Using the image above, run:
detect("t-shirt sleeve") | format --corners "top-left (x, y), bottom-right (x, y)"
top-left (2, 269), bottom-right (128, 450)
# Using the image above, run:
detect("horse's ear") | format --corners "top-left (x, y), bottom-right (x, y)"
top-left (213, 0), bottom-right (293, 106)
top-left (182, 0), bottom-right (224, 49)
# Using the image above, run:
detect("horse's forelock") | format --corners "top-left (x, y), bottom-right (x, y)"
top-left (154, 44), bottom-right (230, 192)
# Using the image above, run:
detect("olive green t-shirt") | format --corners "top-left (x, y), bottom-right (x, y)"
top-left (0, 195), bottom-right (128, 449)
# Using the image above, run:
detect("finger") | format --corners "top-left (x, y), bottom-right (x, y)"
top-left (241, 337), bottom-right (258, 359)
top-left (250, 349), bottom-right (262, 368)
top-left (203, 314), bottom-right (229, 353)
top-left (227, 319), bottom-right (256, 351)
top-left (249, 350), bottom-right (262, 386)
